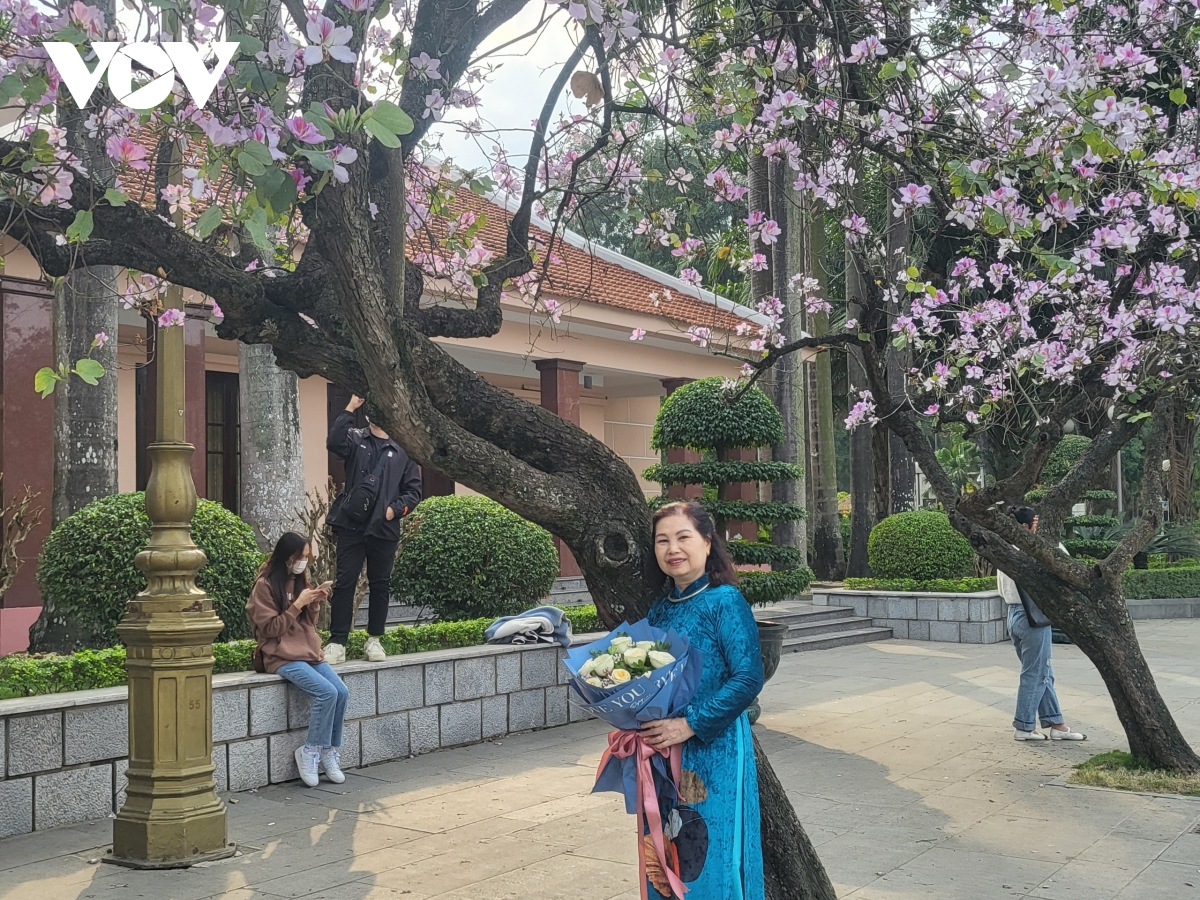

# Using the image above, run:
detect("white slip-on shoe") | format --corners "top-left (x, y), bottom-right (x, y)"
top-left (320, 747), bottom-right (346, 784)
top-left (323, 642), bottom-right (346, 665)
top-left (1050, 727), bottom-right (1087, 741)
top-left (364, 637), bottom-right (386, 662)
top-left (1014, 728), bottom-right (1049, 741)
top-left (295, 745), bottom-right (321, 787)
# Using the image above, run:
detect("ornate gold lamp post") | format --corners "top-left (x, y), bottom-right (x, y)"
top-left (109, 272), bottom-right (234, 867)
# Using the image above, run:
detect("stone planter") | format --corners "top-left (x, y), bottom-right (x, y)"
top-left (747, 620), bottom-right (788, 725)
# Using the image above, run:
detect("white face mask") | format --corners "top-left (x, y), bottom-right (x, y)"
top-left (290, 559), bottom-right (308, 575)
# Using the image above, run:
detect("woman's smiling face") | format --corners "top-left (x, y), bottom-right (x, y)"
top-left (654, 513), bottom-right (711, 588)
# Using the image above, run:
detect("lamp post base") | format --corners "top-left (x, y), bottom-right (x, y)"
top-left (105, 841), bottom-right (237, 870)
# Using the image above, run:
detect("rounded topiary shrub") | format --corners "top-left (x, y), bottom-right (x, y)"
top-left (37, 492), bottom-right (263, 647)
top-left (652, 377), bottom-right (783, 452)
top-left (392, 495), bottom-right (559, 621)
top-left (867, 511), bottom-right (974, 581)
top-left (1044, 435), bottom-right (1093, 485)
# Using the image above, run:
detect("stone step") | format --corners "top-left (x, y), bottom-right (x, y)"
top-left (782, 626), bottom-right (893, 653)
top-left (784, 616), bottom-right (878, 638)
top-left (755, 605), bottom-right (859, 626)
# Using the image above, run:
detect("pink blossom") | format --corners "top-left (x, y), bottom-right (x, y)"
top-left (105, 136), bottom-right (150, 171)
top-left (893, 183), bottom-right (933, 216)
top-left (209, 301), bottom-right (224, 321)
top-left (409, 52), bottom-right (442, 80)
top-left (290, 167), bottom-right (312, 193)
top-left (158, 308), bottom-right (186, 328)
top-left (630, 328), bottom-right (646, 341)
top-left (304, 15), bottom-right (356, 65)
top-left (338, 0), bottom-right (372, 10)
top-left (92, 332), bottom-right (109, 349)
top-left (924, 404), bottom-right (940, 416)
top-left (845, 391), bottom-right (878, 429)
top-left (286, 116), bottom-right (324, 144)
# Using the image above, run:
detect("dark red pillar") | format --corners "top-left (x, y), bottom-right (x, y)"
top-left (719, 446), bottom-right (759, 542)
top-left (420, 465), bottom-right (455, 498)
top-left (661, 378), bottom-right (703, 500)
top-left (535, 358), bottom-right (586, 578)
top-left (0, 278), bottom-right (55, 655)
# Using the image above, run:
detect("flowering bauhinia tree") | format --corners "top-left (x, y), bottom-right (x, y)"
top-left (598, 0), bottom-right (1200, 770)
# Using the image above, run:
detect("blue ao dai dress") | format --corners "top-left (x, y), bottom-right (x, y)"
top-left (645, 574), bottom-right (765, 900)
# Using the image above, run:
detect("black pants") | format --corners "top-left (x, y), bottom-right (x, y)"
top-left (329, 529), bottom-right (399, 644)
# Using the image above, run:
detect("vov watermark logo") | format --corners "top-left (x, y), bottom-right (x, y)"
top-left (43, 41), bottom-right (239, 111)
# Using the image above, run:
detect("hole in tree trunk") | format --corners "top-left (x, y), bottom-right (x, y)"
top-left (600, 531), bottom-right (631, 566)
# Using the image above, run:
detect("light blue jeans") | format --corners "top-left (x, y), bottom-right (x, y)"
top-left (276, 661), bottom-right (349, 748)
top-left (1008, 605), bottom-right (1065, 731)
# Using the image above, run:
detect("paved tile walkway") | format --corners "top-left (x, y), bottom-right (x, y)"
top-left (3, 620), bottom-right (1200, 899)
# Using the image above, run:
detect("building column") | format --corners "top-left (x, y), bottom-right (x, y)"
top-left (535, 358), bottom-right (586, 578)
top-left (420, 465), bottom-right (455, 498)
top-left (140, 309), bottom-right (207, 494)
top-left (719, 446), bottom-right (759, 542)
top-left (0, 278), bottom-right (56, 655)
top-left (660, 378), bottom-right (702, 500)
top-left (184, 305), bottom-right (208, 493)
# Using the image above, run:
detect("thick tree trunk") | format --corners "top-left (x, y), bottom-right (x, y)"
top-left (885, 6), bottom-right (916, 515)
top-left (238, 343), bottom-right (307, 549)
top-left (807, 208), bottom-right (844, 580)
top-left (845, 241), bottom-right (873, 576)
top-left (873, 424), bottom-right (891, 523)
top-left (1024, 575), bottom-right (1200, 771)
top-left (1169, 403), bottom-right (1196, 527)
top-left (770, 159), bottom-right (807, 562)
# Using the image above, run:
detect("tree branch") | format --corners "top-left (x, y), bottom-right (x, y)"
top-left (1101, 398), bottom-right (1171, 578)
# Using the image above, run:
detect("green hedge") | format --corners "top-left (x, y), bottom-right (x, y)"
top-left (644, 461), bottom-right (803, 486)
top-left (867, 511), bottom-right (974, 581)
top-left (649, 496), bottom-right (807, 524)
top-left (652, 378), bottom-right (782, 451)
top-left (1148, 555), bottom-right (1200, 570)
top-left (36, 492), bottom-right (262, 647)
top-left (844, 576), bottom-right (997, 593)
top-left (1123, 569), bottom-right (1200, 601)
top-left (727, 540), bottom-right (805, 569)
top-left (1045, 435), bottom-right (1093, 484)
top-left (1064, 538), bottom-right (1118, 559)
top-left (392, 496), bottom-right (560, 622)
top-left (740, 568), bottom-right (814, 605)
top-left (1067, 515), bottom-right (1121, 529)
top-left (0, 606), bottom-right (608, 699)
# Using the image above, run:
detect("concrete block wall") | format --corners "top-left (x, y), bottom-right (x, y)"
top-left (812, 589), bottom-right (1009, 643)
top-left (0, 639), bottom-right (595, 839)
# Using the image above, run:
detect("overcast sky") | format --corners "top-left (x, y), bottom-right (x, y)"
top-left (426, 1), bottom-right (583, 175)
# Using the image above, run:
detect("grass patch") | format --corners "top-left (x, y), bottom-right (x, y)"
top-left (1068, 750), bottom-right (1200, 797)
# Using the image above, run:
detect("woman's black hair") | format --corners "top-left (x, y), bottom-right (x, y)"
top-left (258, 531), bottom-right (312, 612)
top-left (651, 501), bottom-right (740, 588)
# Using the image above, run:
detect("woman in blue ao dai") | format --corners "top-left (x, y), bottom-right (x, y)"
top-left (641, 500), bottom-right (764, 900)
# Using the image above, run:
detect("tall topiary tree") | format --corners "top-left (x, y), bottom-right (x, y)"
top-left (646, 378), bottom-right (814, 603)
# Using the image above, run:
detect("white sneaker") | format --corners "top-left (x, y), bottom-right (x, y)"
top-left (364, 637), bottom-right (386, 662)
top-left (1014, 728), bottom-right (1048, 741)
top-left (323, 642), bottom-right (346, 665)
top-left (320, 748), bottom-right (346, 784)
top-left (1050, 727), bottom-right (1087, 741)
top-left (295, 745), bottom-right (321, 787)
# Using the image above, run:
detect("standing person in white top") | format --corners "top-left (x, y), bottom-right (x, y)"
top-left (998, 507), bottom-right (1087, 742)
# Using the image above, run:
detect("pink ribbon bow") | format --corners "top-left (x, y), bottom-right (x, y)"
top-left (597, 729), bottom-right (687, 900)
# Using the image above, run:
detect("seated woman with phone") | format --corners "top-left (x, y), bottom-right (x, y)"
top-left (246, 531), bottom-right (349, 786)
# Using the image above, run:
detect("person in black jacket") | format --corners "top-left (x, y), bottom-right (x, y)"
top-left (323, 394), bottom-right (422, 664)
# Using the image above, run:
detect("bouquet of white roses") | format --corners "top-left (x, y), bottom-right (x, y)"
top-left (576, 633), bottom-right (677, 689)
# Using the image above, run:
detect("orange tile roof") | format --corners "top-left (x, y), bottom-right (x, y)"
top-left (420, 189), bottom-right (750, 332)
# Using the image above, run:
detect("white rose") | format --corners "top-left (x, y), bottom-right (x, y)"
top-left (608, 636), bottom-right (634, 654)
top-left (635, 640), bottom-right (656, 651)
top-left (611, 668), bottom-right (632, 684)
top-left (578, 657), bottom-right (597, 678)
top-left (647, 650), bottom-right (676, 669)
top-left (585, 676), bottom-right (604, 687)
top-left (623, 647), bottom-right (648, 667)
top-left (591, 653), bottom-right (615, 677)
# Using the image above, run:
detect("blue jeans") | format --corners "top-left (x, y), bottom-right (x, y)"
top-left (1009, 605), bottom-right (1065, 731)
top-left (276, 661), bottom-right (349, 748)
